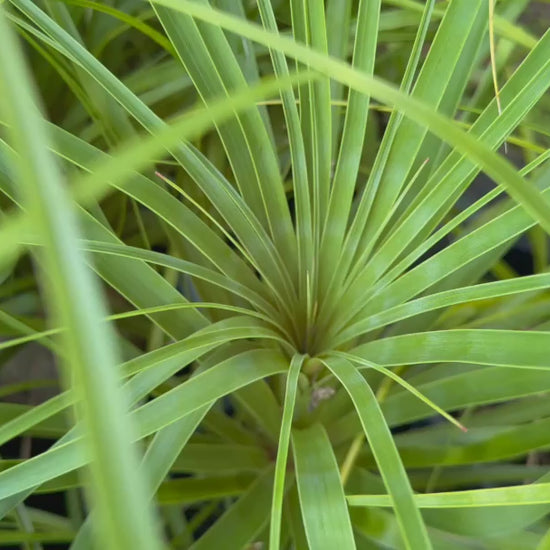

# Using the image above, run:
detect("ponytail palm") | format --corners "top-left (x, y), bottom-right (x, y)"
top-left (1, 0), bottom-right (550, 548)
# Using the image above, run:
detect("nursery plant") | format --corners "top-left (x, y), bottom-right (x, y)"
top-left (1, 0), bottom-right (550, 548)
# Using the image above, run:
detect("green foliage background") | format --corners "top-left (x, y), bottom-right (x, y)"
top-left (1, 0), bottom-right (550, 548)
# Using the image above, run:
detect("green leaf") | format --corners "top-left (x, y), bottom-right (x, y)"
top-left (0, 316), bottom-right (280, 447)
top-left (0, 9), bottom-right (162, 549)
top-left (0, 348), bottom-right (288, 502)
top-left (323, 357), bottom-right (431, 550)
top-left (71, 408), bottom-right (210, 550)
top-left (352, 329), bottom-right (550, 370)
top-left (348, 482), bottom-right (550, 508)
top-left (356, 0), bottom-right (486, 262)
top-left (292, 423), bottom-right (357, 549)
top-left (146, 0), bottom-right (550, 240)
top-left (172, 443), bottom-right (269, 474)
top-left (152, 2), bottom-right (298, 278)
top-left (319, 0), bottom-right (381, 295)
top-left (270, 354), bottom-right (304, 550)
top-left (156, 473), bottom-right (255, 505)
top-left (190, 467), bottom-right (274, 550)
top-left (336, 272), bottom-right (550, 345)
top-left (257, 0), bottom-right (312, 313)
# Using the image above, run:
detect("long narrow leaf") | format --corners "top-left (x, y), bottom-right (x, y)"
top-left (0, 9), bottom-right (162, 549)
top-left (292, 423), bottom-right (357, 549)
top-left (269, 354), bottom-right (304, 550)
top-left (323, 357), bottom-right (431, 550)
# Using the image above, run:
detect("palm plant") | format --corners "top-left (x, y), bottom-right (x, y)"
top-left (1, 0), bottom-right (550, 548)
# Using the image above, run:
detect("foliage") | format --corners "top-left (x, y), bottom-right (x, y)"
top-left (0, 0), bottom-right (550, 548)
